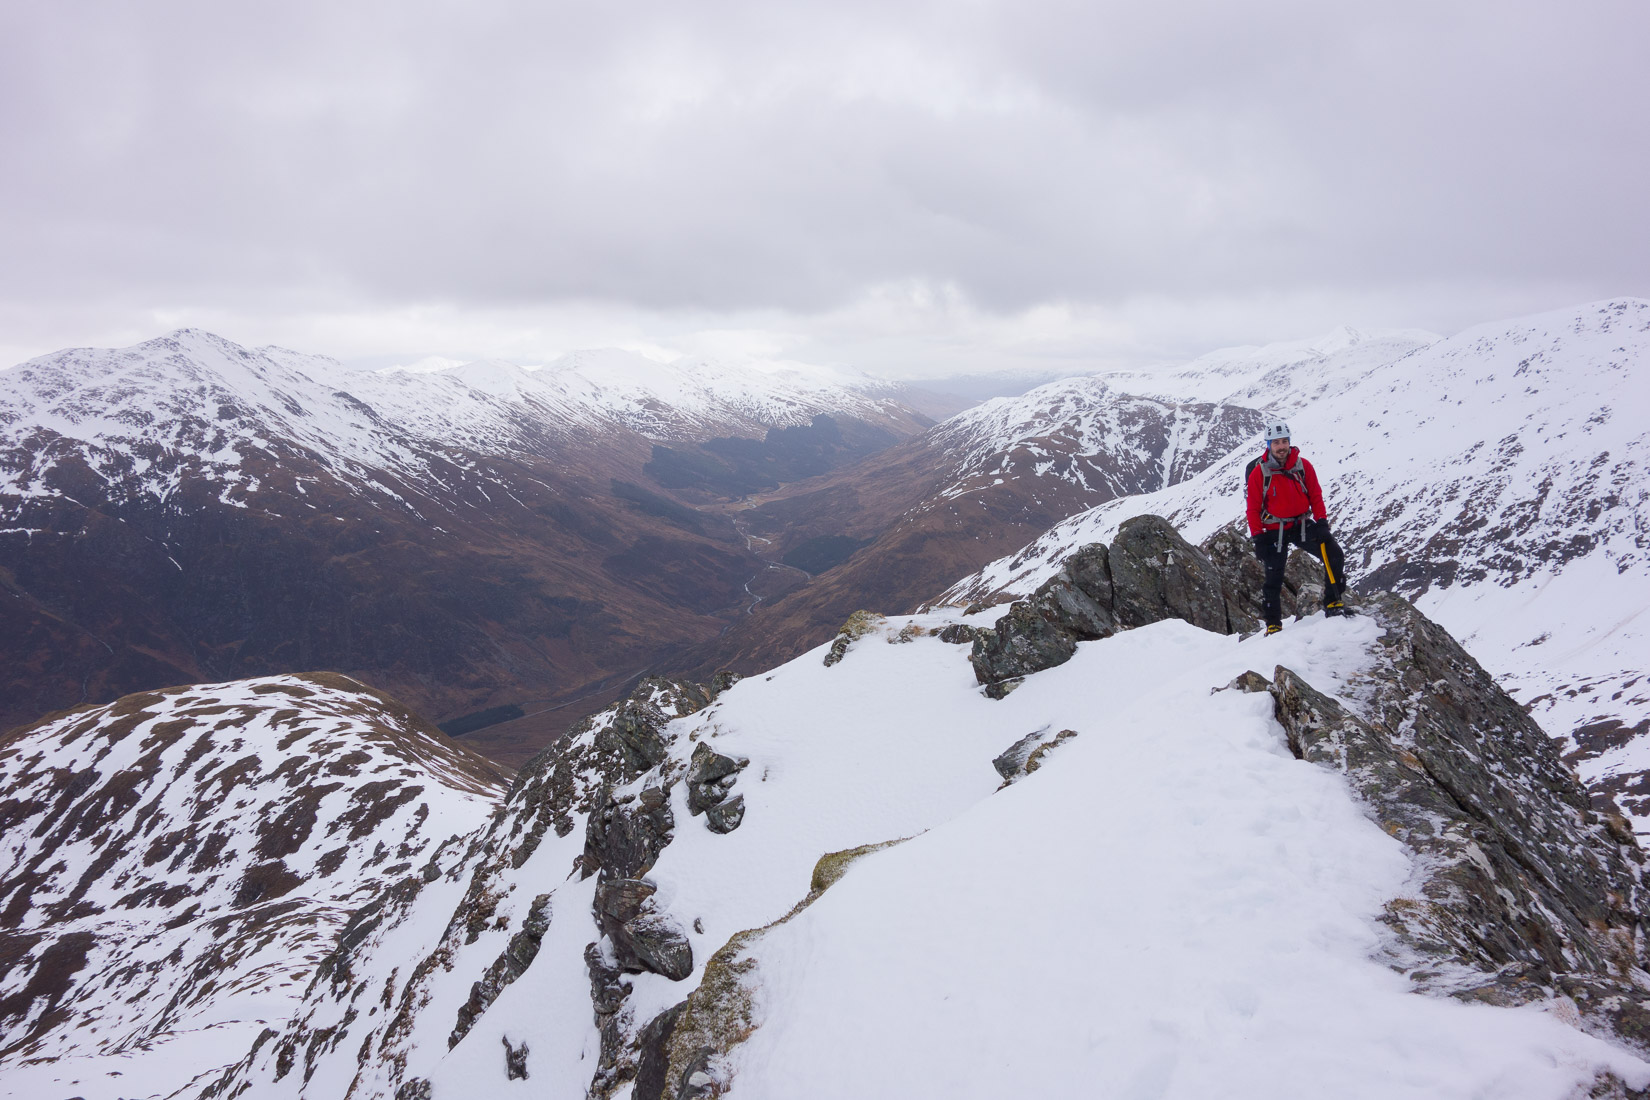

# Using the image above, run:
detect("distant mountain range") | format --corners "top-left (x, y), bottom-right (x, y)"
top-left (0, 329), bottom-right (1293, 761)
top-left (0, 332), bottom-right (939, 755)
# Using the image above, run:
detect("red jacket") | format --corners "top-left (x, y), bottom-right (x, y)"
top-left (1246, 447), bottom-right (1326, 535)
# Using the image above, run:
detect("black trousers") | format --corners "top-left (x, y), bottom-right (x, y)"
top-left (1258, 518), bottom-right (1346, 626)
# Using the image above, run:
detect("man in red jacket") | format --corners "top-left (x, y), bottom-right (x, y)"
top-left (1246, 421), bottom-right (1348, 634)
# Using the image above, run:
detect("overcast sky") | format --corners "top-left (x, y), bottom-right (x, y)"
top-left (1, 0), bottom-right (1645, 378)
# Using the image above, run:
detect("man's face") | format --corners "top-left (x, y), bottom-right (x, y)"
top-left (1269, 437), bottom-right (1291, 460)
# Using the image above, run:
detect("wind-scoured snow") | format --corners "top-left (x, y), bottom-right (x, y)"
top-left (939, 298), bottom-right (1650, 824)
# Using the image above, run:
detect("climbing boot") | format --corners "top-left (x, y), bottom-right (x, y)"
top-left (1324, 601), bottom-right (1348, 618)
top-left (1264, 623), bottom-right (1282, 636)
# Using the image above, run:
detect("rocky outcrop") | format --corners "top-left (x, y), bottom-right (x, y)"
top-left (652, 839), bottom-right (911, 1100)
top-left (595, 877), bottom-right (694, 981)
top-left (823, 610), bottom-right (887, 667)
top-left (686, 743), bottom-right (751, 835)
top-left (991, 728), bottom-right (1079, 785)
top-left (970, 515), bottom-right (1239, 694)
top-left (1267, 593), bottom-right (1650, 1049)
top-left (448, 892), bottom-right (552, 1048)
top-left (970, 514), bottom-right (1348, 695)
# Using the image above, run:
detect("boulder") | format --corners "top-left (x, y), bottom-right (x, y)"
top-left (594, 877), bottom-right (694, 981)
top-left (823, 610), bottom-right (886, 667)
top-left (1106, 515), bottom-right (1228, 633)
top-left (704, 794), bottom-right (745, 834)
top-left (971, 519), bottom-right (1233, 694)
top-left (685, 743), bottom-right (747, 816)
top-left (969, 543), bottom-right (1115, 690)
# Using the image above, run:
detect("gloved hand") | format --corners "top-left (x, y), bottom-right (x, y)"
top-left (1307, 517), bottom-right (1332, 542)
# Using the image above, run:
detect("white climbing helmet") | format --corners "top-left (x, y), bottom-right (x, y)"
top-left (1263, 421), bottom-right (1293, 442)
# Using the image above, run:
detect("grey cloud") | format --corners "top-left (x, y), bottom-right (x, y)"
top-left (0, 0), bottom-right (1645, 343)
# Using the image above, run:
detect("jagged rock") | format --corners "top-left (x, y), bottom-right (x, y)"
top-left (584, 783), bottom-right (675, 881)
top-left (969, 543), bottom-right (1115, 692)
top-left (1227, 670), bottom-right (1272, 694)
top-left (992, 730), bottom-right (1049, 781)
top-left (595, 877), bottom-right (695, 981)
top-left (704, 794), bottom-right (745, 834)
top-left (449, 892), bottom-right (553, 1048)
top-left (710, 670), bottom-right (743, 697)
top-left (686, 742), bottom-right (748, 817)
top-left (1272, 592), bottom-right (1650, 1049)
top-left (823, 610), bottom-right (886, 667)
top-left (938, 623), bottom-right (985, 645)
top-left (972, 519), bottom-right (1236, 693)
top-left (395, 1078), bottom-right (432, 1100)
top-left (657, 838), bottom-right (911, 1096)
top-left (584, 941), bottom-right (632, 1016)
top-left (502, 1034), bottom-right (530, 1079)
top-left (508, 677), bottom-right (711, 870)
top-left (1106, 515), bottom-right (1228, 633)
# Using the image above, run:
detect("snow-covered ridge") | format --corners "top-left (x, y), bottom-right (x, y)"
top-left (0, 330), bottom-right (928, 508)
top-left (1092, 325), bottom-right (1440, 407)
top-left (926, 376), bottom-right (1265, 501)
top-left (193, 568), bottom-right (1650, 1099)
top-left (0, 672), bottom-right (506, 1100)
top-left (902, 327), bottom-right (1435, 512)
top-left (939, 298), bottom-right (1650, 824)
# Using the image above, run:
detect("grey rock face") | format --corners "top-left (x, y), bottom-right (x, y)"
top-left (634, 1001), bottom-right (689, 1100)
top-left (1106, 515), bottom-right (1229, 633)
top-left (507, 677), bottom-right (711, 871)
top-left (969, 543), bottom-right (1115, 692)
top-left (595, 877), bottom-right (695, 981)
top-left (970, 517), bottom-right (1232, 693)
top-left (993, 728), bottom-right (1079, 784)
top-left (823, 610), bottom-right (886, 667)
top-left (992, 730), bottom-right (1048, 781)
top-left (704, 794), bottom-right (745, 834)
top-left (1272, 592), bottom-right (1650, 1052)
top-left (685, 743), bottom-right (743, 810)
top-left (685, 742), bottom-right (749, 828)
top-left (395, 1078), bottom-right (432, 1100)
top-left (584, 783), bottom-right (676, 882)
top-left (585, 941), bottom-right (632, 1016)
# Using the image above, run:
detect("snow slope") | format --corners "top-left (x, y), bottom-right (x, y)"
top-left (205, 599), bottom-right (1650, 1100)
top-left (1096, 325), bottom-right (1439, 409)
top-left (940, 299), bottom-right (1650, 823)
